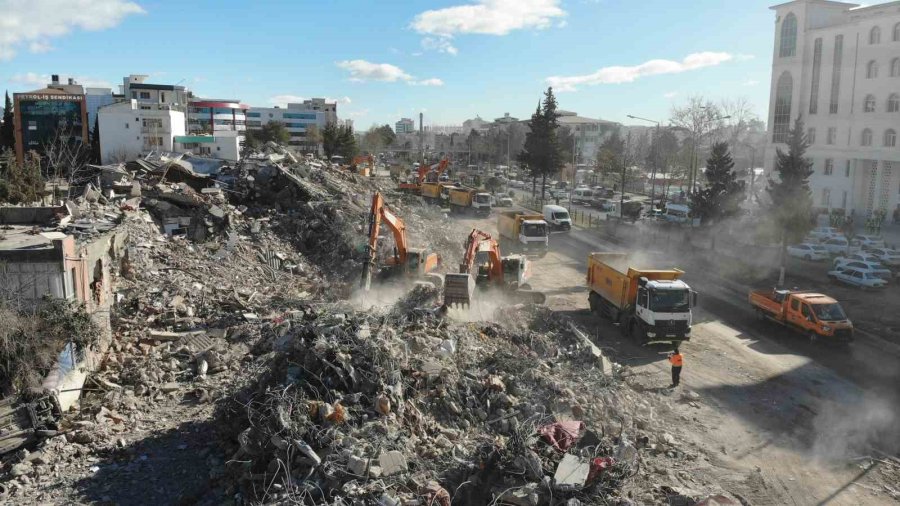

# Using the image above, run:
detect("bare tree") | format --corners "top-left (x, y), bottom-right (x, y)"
top-left (42, 128), bottom-right (94, 202)
top-left (669, 96), bottom-right (728, 193)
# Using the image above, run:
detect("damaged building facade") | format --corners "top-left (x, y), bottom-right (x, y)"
top-left (0, 205), bottom-right (126, 452)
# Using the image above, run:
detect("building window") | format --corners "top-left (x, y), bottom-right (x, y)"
top-left (845, 160), bottom-right (851, 177)
top-left (27, 120), bottom-right (37, 131)
top-left (139, 92), bottom-right (151, 99)
top-left (842, 190), bottom-right (848, 209)
top-left (773, 72), bottom-right (793, 143)
top-left (830, 35), bottom-right (844, 114)
top-left (862, 128), bottom-right (873, 146)
top-left (125, 123), bottom-right (129, 129)
top-left (142, 118), bottom-right (163, 128)
top-left (808, 128), bottom-right (816, 144)
top-left (870, 26), bottom-right (882, 45)
top-left (889, 94), bottom-right (900, 112)
top-left (864, 94), bottom-right (876, 112)
top-left (895, 22), bottom-right (900, 42)
top-left (810, 38), bottom-right (823, 114)
top-left (886, 129), bottom-right (897, 147)
top-left (822, 188), bottom-right (831, 206)
top-left (892, 58), bottom-right (900, 77)
top-left (827, 127), bottom-right (837, 145)
top-left (131, 91), bottom-right (136, 99)
top-left (867, 60), bottom-right (879, 79)
top-left (780, 13), bottom-right (798, 57)
top-left (824, 158), bottom-right (834, 175)
top-left (160, 92), bottom-right (166, 102)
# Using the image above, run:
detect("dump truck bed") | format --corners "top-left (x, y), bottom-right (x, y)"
top-left (587, 252), bottom-right (685, 310)
top-left (749, 290), bottom-right (786, 320)
top-left (497, 211), bottom-right (543, 240)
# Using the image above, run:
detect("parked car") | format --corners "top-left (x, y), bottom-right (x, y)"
top-left (866, 247), bottom-right (900, 267)
top-left (827, 267), bottom-right (888, 289)
top-left (809, 227), bottom-right (842, 242)
top-left (787, 243), bottom-right (830, 261)
top-left (850, 235), bottom-right (886, 250)
top-left (572, 187), bottom-right (594, 204)
top-left (833, 252), bottom-right (883, 266)
top-left (830, 260), bottom-right (892, 280)
top-left (820, 236), bottom-right (856, 255)
top-left (495, 196), bottom-right (514, 207)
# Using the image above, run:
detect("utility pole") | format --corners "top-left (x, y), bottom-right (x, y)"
top-left (620, 131), bottom-right (631, 219)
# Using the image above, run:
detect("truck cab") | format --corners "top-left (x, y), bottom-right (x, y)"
top-left (520, 220), bottom-right (549, 252)
top-left (634, 278), bottom-right (695, 342)
top-left (473, 192), bottom-right (492, 215)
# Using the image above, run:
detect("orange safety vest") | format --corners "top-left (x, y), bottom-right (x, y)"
top-left (669, 353), bottom-right (683, 367)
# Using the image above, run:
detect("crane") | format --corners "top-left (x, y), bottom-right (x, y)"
top-left (347, 155), bottom-right (375, 177)
top-left (360, 192), bottom-right (442, 291)
top-left (398, 158), bottom-right (450, 193)
top-left (443, 228), bottom-right (546, 307)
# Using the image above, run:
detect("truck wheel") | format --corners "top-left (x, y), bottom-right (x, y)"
top-left (804, 254), bottom-right (812, 261)
top-left (588, 292), bottom-right (598, 313)
top-left (808, 332), bottom-right (818, 343)
top-left (756, 309), bottom-right (766, 322)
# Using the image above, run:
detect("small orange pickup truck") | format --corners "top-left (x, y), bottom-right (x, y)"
top-left (749, 289), bottom-right (853, 343)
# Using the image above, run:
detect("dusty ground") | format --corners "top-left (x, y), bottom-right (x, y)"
top-left (453, 209), bottom-right (900, 506)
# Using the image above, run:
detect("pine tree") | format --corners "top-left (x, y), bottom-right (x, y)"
top-left (0, 91), bottom-right (14, 152)
top-left (689, 141), bottom-right (745, 224)
top-left (0, 152), bottom-right (44, 204)
top-left (90, 116), bottom-right (102, 164)
top-left (767, 117), bottom-right (814, 285)
top-left (518, 88), bottom-right (564, 201)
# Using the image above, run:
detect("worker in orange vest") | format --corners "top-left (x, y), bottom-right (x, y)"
top-left (668, 346), bottom-right (683, 388)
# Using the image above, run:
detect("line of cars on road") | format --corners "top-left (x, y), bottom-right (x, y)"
top-left (788, 226), bottom-right (900, 289)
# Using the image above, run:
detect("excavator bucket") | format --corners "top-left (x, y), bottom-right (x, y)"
top-left (443, 273), bottom-right (475, 307)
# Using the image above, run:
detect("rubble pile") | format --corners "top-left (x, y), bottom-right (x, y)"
top-left (211, 300), bottom-right (709, 505)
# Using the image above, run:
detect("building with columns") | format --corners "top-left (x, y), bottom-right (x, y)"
top-left (766, 0), bottom-right (900, 222)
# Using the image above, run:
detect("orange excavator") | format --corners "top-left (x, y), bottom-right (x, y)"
top-left (345, 155), bottom-right (374, 176)
top-left (360, 192), bottom-right (442, 291)
top-left (398, 158), bottom-right (451, 194)
top-left (443, 229), bottom-right (546, 307)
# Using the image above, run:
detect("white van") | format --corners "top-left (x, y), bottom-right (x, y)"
top-left (664, 203), bottom-right (692, 224)
top-left (543, 204), bottom-right (572, 231)
top-left (572, 187), bottom-right (593, 204)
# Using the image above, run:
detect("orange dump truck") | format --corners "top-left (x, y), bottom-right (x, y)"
top-left (587, 252), bottom-right (696, 345)
top-left (749, 289), bottom-right (853, 343)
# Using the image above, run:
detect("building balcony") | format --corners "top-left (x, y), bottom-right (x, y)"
top-left (141, 127), bottom-right (170, 134)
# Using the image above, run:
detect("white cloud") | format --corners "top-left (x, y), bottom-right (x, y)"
top-left (546, 52), bottom-right (734, 92)
top-left (411, 78), bottom-right (444, 87)
top-left (336, 60), bottom-right (412, 82)
top-left (9, 72), bottom-right (111, 88)
top-left (345, 108), bottom-right (370, 118)
top-left (335, 60), bottom-right (444, 87)
top-left (411, 0), bottom-right (566, 36)
top-left (28, 40), bottom-right (53, 53)
top-left (0, 0), bottom-right (145, 60)
top-left (421, 36), bottom-right (458, 55)
top-left (742, 79), bottom-right (760, 87)
top-left (663, 92), bottom-right (678, 98)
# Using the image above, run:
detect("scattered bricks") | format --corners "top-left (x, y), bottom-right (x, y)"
top-left (375, 394), bottom-right (391, 416)
top-left (378, 451), bottom-right (408, 476)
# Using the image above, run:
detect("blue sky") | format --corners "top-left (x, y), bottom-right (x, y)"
top-left (1, 0), bottom-right (777, 129)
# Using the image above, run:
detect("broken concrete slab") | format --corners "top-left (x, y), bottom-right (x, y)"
top-left (378, 450), bottom-right (408, 476)
top-left (553, 454), bottom-right (590, 489)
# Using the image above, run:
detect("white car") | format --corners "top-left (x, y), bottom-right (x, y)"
top-left (787, 243), bottom-right (830, 261)
top-left (866, 248), bottom-right (900, 267)
top-left (833, 252), bottom-right (882, 265)
top-left (820, 236), bottom-right (856, 255)
top-left (830, 260), bottom-right (892, 280)
top-left (851, 235), bottom-right (886, 250)
top-left (828, 267), bottom-right (888, 289)
top-left (809, 227), bottom-right (841, 242)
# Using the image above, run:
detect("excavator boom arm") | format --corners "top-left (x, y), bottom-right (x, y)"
top-left (361, 192), bottom-right (409, 290)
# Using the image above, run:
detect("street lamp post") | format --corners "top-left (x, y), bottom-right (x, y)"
top-left (627, 114), bottom-right (661, 210)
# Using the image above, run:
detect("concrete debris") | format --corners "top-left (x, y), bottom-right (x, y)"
top-left (0, 150), bottom-right (767, 505)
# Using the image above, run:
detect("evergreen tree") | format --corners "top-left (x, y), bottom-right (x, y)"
top-left (767, 117), bottom-right (814, 285)
top-left (322, 122), bottom-right (339, 159)
top-left (90, 116), bottom-right (102, 164)
top-left (0, 152), bottom-right (44, 204)
top-left (336, 123), bottom-right (358, 159)
top-left (0, 91), bottom-right (14, 152)
top-left (519, 87), bottom-right (564, 201)
top-left (689, 141), bottom-right (745, 224)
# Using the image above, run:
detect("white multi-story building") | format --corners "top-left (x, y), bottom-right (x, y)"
top-left (765, 0), bottom-right (900, 221)
top-left (187, 99), bottom-right (249, 134)
top-left (97, 100), bottom-right (185, 164)
top-left (173, 131), bottom-right (243, 162)
top-left (121, 74), bottom-right (190, 108)
top-left (557, 110), bottom-right (619, 164)
top-left (396, 118), bottom-right (415, 134)
top-left (246, 104), bottom-right (327, 150)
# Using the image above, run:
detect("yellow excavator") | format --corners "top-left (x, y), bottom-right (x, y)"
top-left (443, 228), bottom-right (546, 307)
top-left (360, 192), bottom-right (443, 291)
top-left (345, 155), bottom-right (374, 176)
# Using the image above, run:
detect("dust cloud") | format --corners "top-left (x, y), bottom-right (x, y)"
top-left (810, 392), bottom-right (900, 460)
